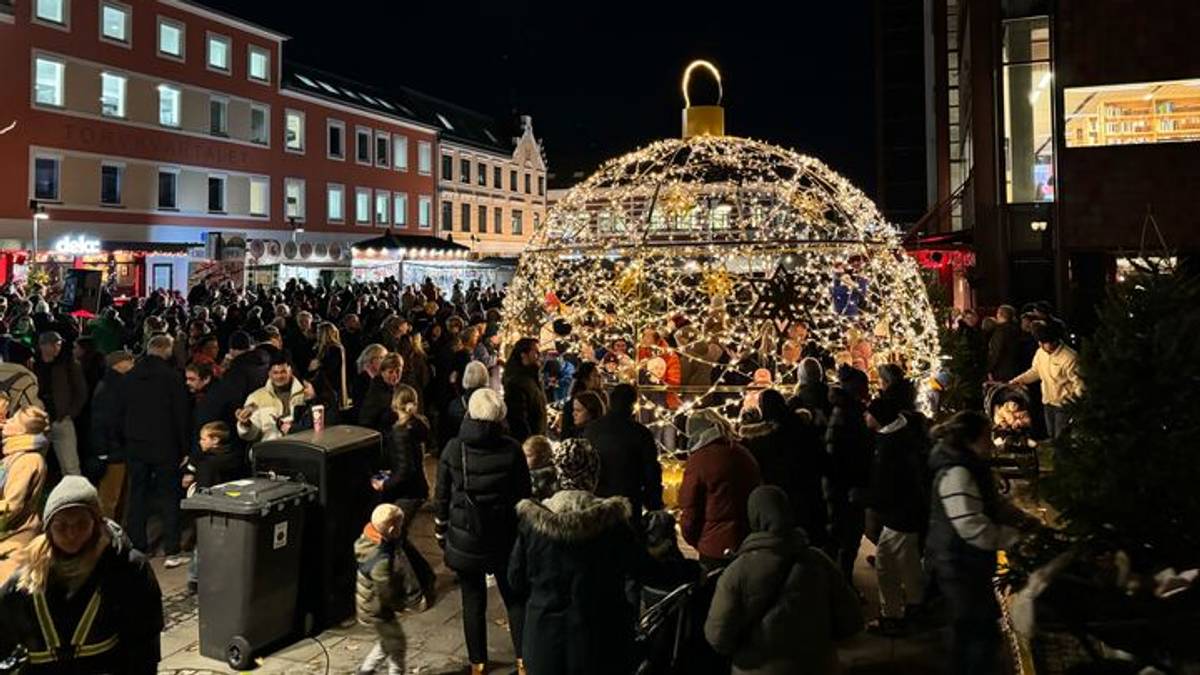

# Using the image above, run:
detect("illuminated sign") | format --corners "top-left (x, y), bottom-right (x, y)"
top-left (54, 235), bottom-right (101, 255)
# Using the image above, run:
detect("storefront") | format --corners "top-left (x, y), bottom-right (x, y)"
top-left (0, 233), bottom-right (204, 297)
top-left (246, 237), bottom-right (353, 288)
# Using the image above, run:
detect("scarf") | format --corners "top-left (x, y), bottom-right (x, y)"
top-left (2, 433), bottom-right (47, 455)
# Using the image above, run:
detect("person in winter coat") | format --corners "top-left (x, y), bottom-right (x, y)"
top-left (825, 365), bottom-right (873, 584)
top-left (704, 486), bottom-right (863, 675)
top-left (790, 357), bottom-right (830, 423)
top-left (351, 343), bottom-right (388, 425)
top-left (0, 407), bottom-right (50, 583)
top-left (120, 335), bottom-right (190, 561)
top-left (307, 322), bottom-right (350, 419)
top-left (926, 411), bottom-right (1040, 675)
top-left (434, 388), bottom-right (530, 674)
top-left (502, 338), bottom-right (547, 443)
top-left (1010, 321), bottom-right (1083, 441)
top-left (864, 397), bottom-right (928, 636)
top-left (585, 383), bottom-right (663, 517)
top-left (558, 361), bottom-right (602, 439)
top-left (509, 437), bottom-right (652, 675)
top-left (34, 331), bottom-right (87, 476)
top-left (354, 504), bottom-right (424, 675)
top-left (373, 384), bottom-right (435, 601)
top-left (565, 389), bottom-right (605, 439)
top-left (442, 360), bottom-right (488, 449)
top-left (0, 477), bottom-right (163, 674)
top-left (0, 356), bottom-right (41, 413)
top-left (235, 356), bottom-right (318, 444)
top-left (678, 409), bottom-right (762, 569)
top-left (522, 435), bottom-right (557, 500)
top-left (987, 305), bottom-right (1025, 382)
top-left (359, 353), bottom-right (403, 433)
top-left (89, 351), bottom-right (134, 521)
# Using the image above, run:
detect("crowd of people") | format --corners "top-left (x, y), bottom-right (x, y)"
top-left (0, 274), bottom-right (1075, 675)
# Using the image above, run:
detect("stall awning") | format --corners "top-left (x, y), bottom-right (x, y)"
top-left (351, 230), bottom-right (468, 252)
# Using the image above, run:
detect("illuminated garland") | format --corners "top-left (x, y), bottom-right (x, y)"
top-left (501, 134), bottom-right (941, 447)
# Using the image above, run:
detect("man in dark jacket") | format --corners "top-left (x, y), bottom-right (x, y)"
top-left (34, 331), bottom-right (88, 476)
top-left (120, 335), bottom-right (190, 562)
top-left (90, 350), bottom-right (135, 521)
top-left (359, 353), bottom-right (403, 433)
top-left (678, 410), bottom-right (761, 568)
top-left (586, 383), bottom-right (663, 516)
top-left (704, 486), bottom-right (863, 675)
top-left (502, 338), bottom-right (546, 443)
top-left (987, 305), bottom-right (1025, 382)
top-left (825, 366), bottom-right (873, 585)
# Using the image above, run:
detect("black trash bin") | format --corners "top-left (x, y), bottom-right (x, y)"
top-left (252, 425), bottom-right (381, 630)
top-left (181, 476), bottom-right (317, 670)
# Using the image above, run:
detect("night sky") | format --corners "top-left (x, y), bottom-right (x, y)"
top-left (198, 0), bottom-right (877, 192)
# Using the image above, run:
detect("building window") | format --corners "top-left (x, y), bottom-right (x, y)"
top-left (35, 0), bottom-right (67, 25)
top-left (375, 131), bottom-right (390, 168)
top-left (100, 2), bottom-right (129, 44)
top-left (327, 119), bottom-right (345, 160)
top-left (249, 177), bottom-right (269, 216)
top-left (248, 46), bottom-right (270, 82)
top-left (473, 163), bottom-right (484, 187)
top-left (100, 72), bottom-right (125, 118)
top-left (460, 158), bottom-right (471, 184)
top-left (157, 17), bottom-right (184, 60)
top-left (206, 33), bottom-right (230, 73)
top-left (285, 110), bottom-right (304, 152)
top-left (34, 157), bottom-right (60, 201)
top-left (493, 207), bottom-right (502, 234)
top-left (1065, 78), bottom-right (1200, 148)
top-left (157, 169), bottom-right (177, 209)
top-left (493, 166), bottom-right (502, 188)
top-left (1002, 16), bottom-right (1054, 204)
top-left (208, 175), bottom-right (226, 212)
top-left (524, 173), bottom-right (531, 194)
top-left (393, 136), bottom-right (408, 171)
top-left (461, 203), bottom-right (471, 232)
top-left (511, 209), bottom-right (523, 235)
top-left (209, 97), bottom-right (228, 136)
top-left (327, 184), bottom-right (345, 222)
top-left (509, 170), bottom-right (517, 191)
top-left (356, 127), bottom-right (371, 164)
top-left (418, 196), bottom-right (432, 229)
top-left (394, 193), bottom-right (408, 226)
top-left (34, 57), bottom-right (64, 107)
top-left (285, 178), bottom-right (305, 220)
top-left (250, 104), bottom-right (269, 145)
top-left (417, 142), bottom-right (432, 175)
top-left (533, 211), bottom-right (541, 232)
top-left (441, 155), bottom-right (453, 181)
top-left (478, 205), bottom-right (487, 233)
top-left (158, 84), bottom-right (181, 127)
top-left (100, 163), bottom-right (122, 205)
top-left (441, 201), bottom-right (453, 231)
top-left (375, 190), bottom-right (390, 226)
top-left (538, 175), bottom-right (545, 196)
top-left (355, 188), bottom-right (371, 224)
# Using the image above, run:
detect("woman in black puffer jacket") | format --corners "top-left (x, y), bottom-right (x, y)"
top-left (434, 388), bottom-right (531, 673)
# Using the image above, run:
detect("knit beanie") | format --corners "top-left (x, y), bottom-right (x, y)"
top-left (43, 476), bottom-right (101, 525)
top-left (468, 388), bottom-right (506, 423)
top-left (552, 438), bottom-right (600, 492)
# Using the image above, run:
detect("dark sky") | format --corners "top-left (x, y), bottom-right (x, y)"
top-left (199, 0), bottom-right (877, 192)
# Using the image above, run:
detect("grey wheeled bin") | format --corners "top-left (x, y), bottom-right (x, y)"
top-left (253, 425), bottom-right (381, 631)
top-left (181, 476), bottom-right (317, 670)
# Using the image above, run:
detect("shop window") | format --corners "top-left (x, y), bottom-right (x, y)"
top-left (248, 46), bottom-right (270, 82)
top-left (34, 157), bottom-right (60, 201)
top-left (417, 142), bottom-right (432, 175)
top-left (34, 57), bottom-right (64, 107)
top-left (100, 2), bottom-right (130, 44)
top-left (157, 17), bottom-right (184, 60)
top-left (249, 177), bottom-right (269, 217)
top-left (152, 264), bottom-right (173, 291)
top-left (250, 105), bottom-right (269, 145)
top-left (418, 196), bottom-right (432, 229)
top-left (157, 169), bottom-right (178, 209)
top-left (327, 184), bottom-right (345, 222)
top-left (1002, 16), bottom-right (1054, 203)
top-left (100, 72), bottom-right (125, 118)
top-left (158, 84), bottom-right (181, 127)
top-left (206, 33), bottom-right (230, 73)
top-left (1065, 79), bottom-right (1200, 148)
top-left (208, 175), bottom-right (226, 212)
top-left (286, 110), bottom-right (305, 152)
top-left (100, 163), bottom-right (122, 205)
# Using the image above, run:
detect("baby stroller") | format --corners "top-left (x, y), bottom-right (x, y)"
top-left (636, 568), bottom-right (729, 675)
top-left (984, 382), bottom-right (1040, 494)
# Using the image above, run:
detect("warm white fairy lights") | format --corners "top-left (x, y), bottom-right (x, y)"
top-left (501, 133), bottom-right (941, 447)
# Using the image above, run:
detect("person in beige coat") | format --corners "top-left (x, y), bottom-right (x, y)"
top-left (0, 407), bottom-right (50, 582)
top-left (1010, 322), bottom-right (1083, 440)
top-left (235, 356), bottom-right (316, 444)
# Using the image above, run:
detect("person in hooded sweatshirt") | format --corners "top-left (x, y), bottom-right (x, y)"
top-left (0, 476), bottom-right (163, 674)
top-left (704, 485), bottom-right (863, 675)
top-left (509, 437), bottom-right (652, 675)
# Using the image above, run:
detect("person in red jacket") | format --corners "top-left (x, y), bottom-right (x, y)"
top-left (678, 409), bottom-right (761, 570)
top-left (637, 328), bottom-right (681, 410)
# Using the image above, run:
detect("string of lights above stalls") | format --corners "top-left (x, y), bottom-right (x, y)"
top-left (500, 61), bottom-right (941, 448)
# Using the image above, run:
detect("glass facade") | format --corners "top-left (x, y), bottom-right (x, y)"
top-left (1001, 16), bottom-right (1054, 203)
top-left (1065, 79), bottom-right (1200, 148)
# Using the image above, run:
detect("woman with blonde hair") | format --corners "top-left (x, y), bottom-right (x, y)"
top-left (0, 476), bottom-right (163, 673)
top-left (351, 343), bottom-right (388, 424)
top-left (370, 384), bottom-right (435, 604)
top-left (309, 322), bottom-right (350, 414)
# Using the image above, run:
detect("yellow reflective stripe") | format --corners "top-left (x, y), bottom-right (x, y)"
top-left (26, 650), bottom-right (56, 664)
top-left (75, 634), bottom-right (119, 658)
top-left (71, 589), bottom-right (103, 646)
top-left (32, 593), bottom-right (62, 651)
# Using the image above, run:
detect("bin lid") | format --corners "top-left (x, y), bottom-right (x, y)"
top-left (181, 477), bottom-right (316, 515)
top-left (253, 425), bottom-right (381, 458)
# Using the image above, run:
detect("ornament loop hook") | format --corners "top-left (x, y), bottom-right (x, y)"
top-left (682, 60), bottom-right (723, 108)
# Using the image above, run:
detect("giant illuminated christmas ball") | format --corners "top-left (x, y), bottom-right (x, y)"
top-left (501, 61), bottom-right (939, 441)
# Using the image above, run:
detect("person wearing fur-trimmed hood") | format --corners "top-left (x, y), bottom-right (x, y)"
top-left (509, 437), bottom-right (652, 675)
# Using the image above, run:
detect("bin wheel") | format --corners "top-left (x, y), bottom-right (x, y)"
top-left (226, 636), bottom-right (253, 670)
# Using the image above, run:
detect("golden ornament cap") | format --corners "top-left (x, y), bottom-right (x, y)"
top-left (681, 60), bottom-right (725, 138)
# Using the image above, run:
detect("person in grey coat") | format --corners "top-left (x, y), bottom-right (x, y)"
top-left (704, 485), bottom-right (863, 675)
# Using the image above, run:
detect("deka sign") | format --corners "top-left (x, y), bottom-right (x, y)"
top-left (53, 235), bottom-right (101, 255)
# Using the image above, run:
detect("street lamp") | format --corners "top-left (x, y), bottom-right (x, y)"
top-left (29, 200), bottom-right (49, 262)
